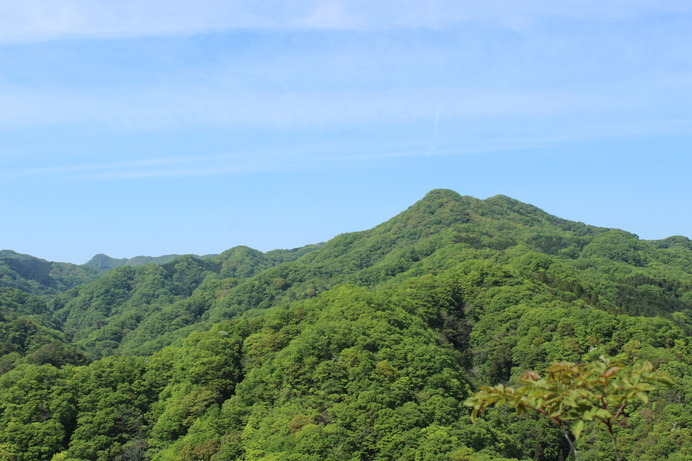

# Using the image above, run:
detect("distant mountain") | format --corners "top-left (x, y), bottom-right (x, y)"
top-left (0, 250), bottom-right (101, 295)
top-left (82, 245), bottom-right (326, 273)
top-left (52, 244), bottom-right (322, 357)
top-left (83, 253), bottom-right (193, 271)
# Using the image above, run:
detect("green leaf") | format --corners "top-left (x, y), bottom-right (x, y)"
top-left (571, 420), bottom-right (585, 439)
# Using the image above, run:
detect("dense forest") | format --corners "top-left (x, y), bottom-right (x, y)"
top-left (0, 190), bottom-right (689, 460)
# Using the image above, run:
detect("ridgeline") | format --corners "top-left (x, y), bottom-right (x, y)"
top-left (0, 190), bottom-right (689, 460)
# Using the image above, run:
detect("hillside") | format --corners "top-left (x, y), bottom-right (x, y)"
top-left (0, 250), bottom-right (101, 295)
top-left (83, 254), bottom-right (190, 272)
top-left (0, 287), bottom-right (88, 373)
top-left (0, 189), bottom-right (689, 460)
top-left (43, 190), bottom-right (691, 358)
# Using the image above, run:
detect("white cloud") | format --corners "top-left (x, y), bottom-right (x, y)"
top-left (2, 0), bottom-right (690, 181)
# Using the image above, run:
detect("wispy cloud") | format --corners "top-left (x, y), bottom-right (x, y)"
top-left (5, 112), bottom-right (692, 182)
top-left (3, 0), bottom-right (690, 132)
top-left (2, 153), bottom-right (268, 180)
top-left (2, 0), bottom-right (691, 183)
top-left (0, 81), bottom-right (644, 131)
top-left (2, 0), bottom-right (691, 42)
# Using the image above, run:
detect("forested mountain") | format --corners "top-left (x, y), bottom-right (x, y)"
top-left (0, 288), bottom-right (88, 374)
top-left (0, 251), bottom-right (101, 295)
top-left (0, 190), bottom-right (689, 460)
top-left (84, 254), bottom-right (190, 272)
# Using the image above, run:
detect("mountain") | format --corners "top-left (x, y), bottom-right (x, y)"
top-left (83, 253), bottom-right (189, 271)
top-left (51, 244), bottom-right (323, 357)
top-left (0, 250), bottom-right (101, 295)
top-left (7, 189), bottom-right (689, 359)
top-left (82, 244), bottom-right (325, 273)
top-left (0, 189), bottom-right (689, 460)
top-left (0, 287), bottom-right (89, 373)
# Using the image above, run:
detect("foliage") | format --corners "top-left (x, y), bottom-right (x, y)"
top-left (0, 250), bottom-right (100, 295)
top-left (0, 288), bottom-right (86, 374)
top-left (465, 357), bottom-right (674, 460)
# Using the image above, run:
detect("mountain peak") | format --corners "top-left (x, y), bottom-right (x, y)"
top-left (387, 189), bottom-right (477, 232)
top-left (421, 188), bottom-right (463, 200)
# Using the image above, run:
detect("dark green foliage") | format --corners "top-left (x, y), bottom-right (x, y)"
top-left (0, 189), bottom-right (689, 460)
top-left (50, 256), bottom-right (222, 357)
top-left (0, 288), bottom-right (83, 374)
top-left (0, 250), bottom-right (100, 295)
top-left (83, 253), bottom-right (186, 271)
top-left (45, 246), bottom-right (321, 358)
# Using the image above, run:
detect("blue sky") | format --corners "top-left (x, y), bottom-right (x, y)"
top-left (1, 1), bottom-right (691, 264)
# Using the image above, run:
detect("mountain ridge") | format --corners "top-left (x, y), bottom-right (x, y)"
top-left (0, 189), bottom-right (689, 460)
top-left (5, 189), bottom-right (690, 271)
top-left (18, 189), bottom-right (686, 358)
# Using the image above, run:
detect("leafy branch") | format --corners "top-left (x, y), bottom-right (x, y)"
top-left (464, 356), bottom-right (672, 460)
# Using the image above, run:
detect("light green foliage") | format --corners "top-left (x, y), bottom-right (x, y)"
top-left (465, 357), bottom-right (673, 460)
top-left (0, 364), bottom-right (73, 461)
